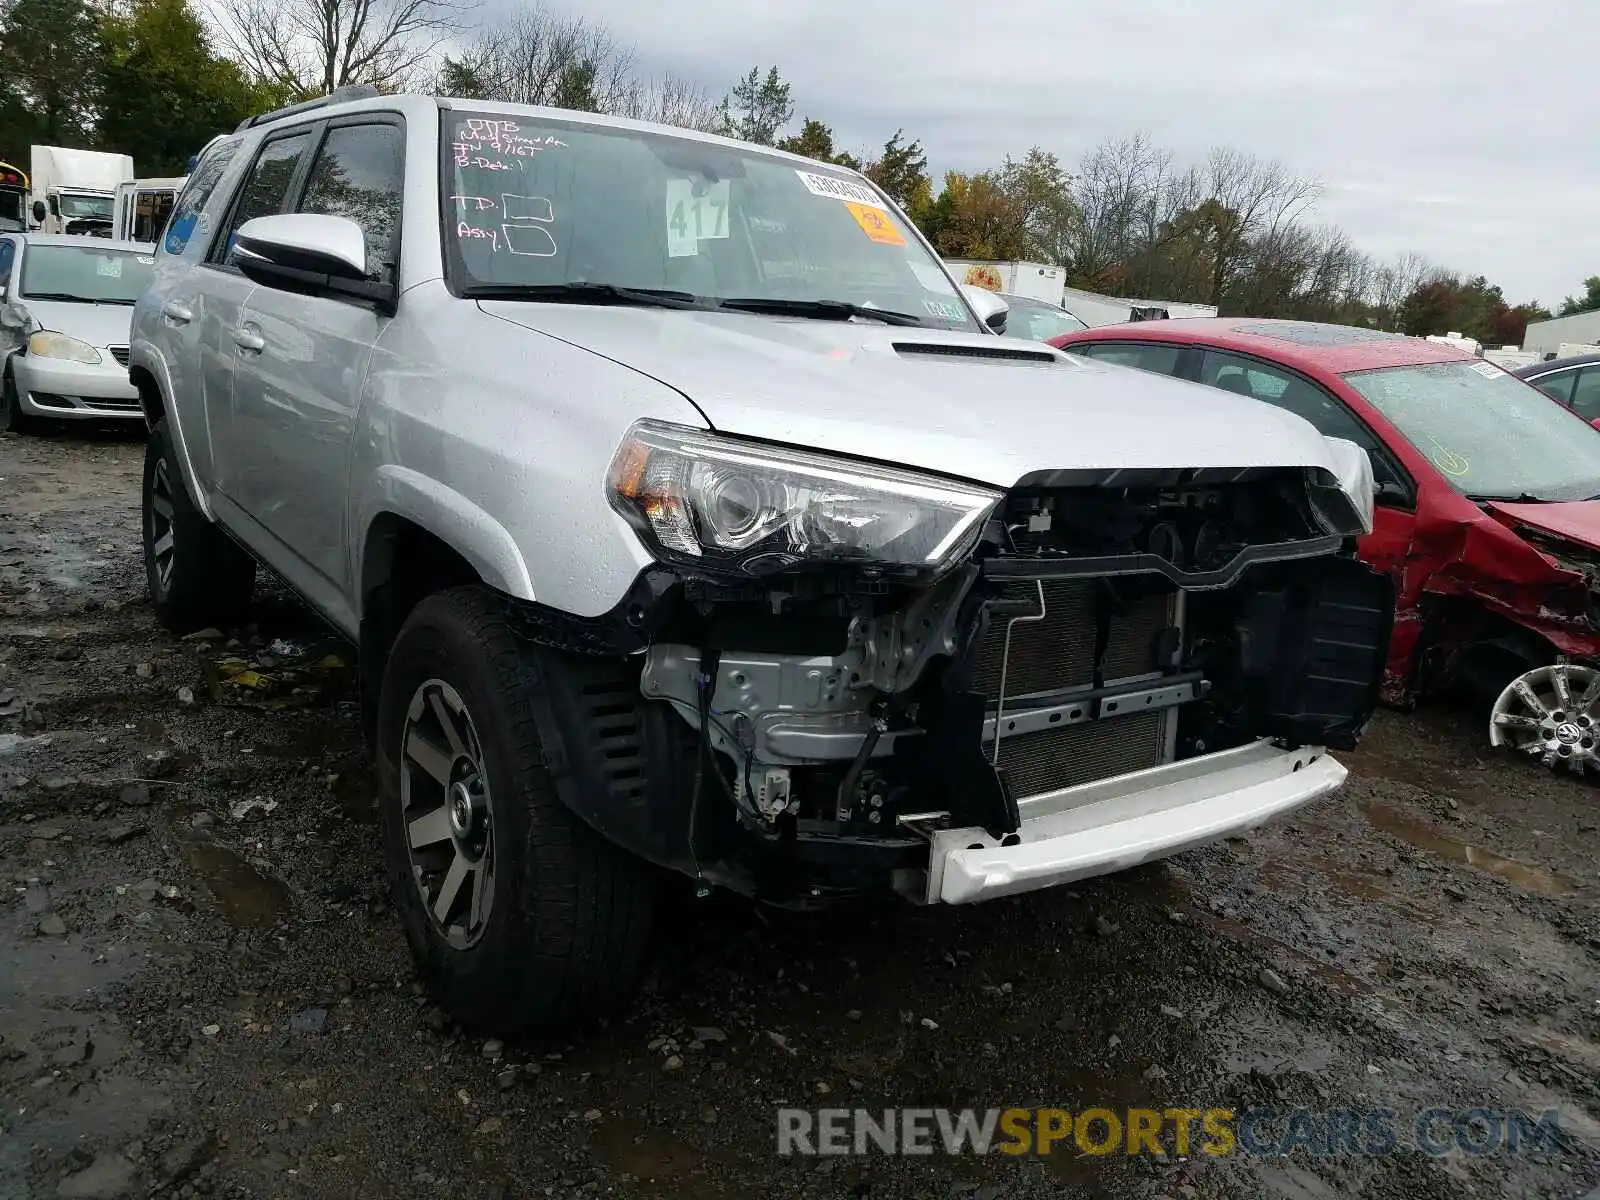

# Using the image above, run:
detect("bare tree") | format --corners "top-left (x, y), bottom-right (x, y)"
top-left (442, 6), bottom-right (635, 111)
top-left (217, 0), bottom-right (472, 98)
top-left (613, 73), bottom-right (724, 133)
top-left (1197, 147), bottom-right (1321, 306)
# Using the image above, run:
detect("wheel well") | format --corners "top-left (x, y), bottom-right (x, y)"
top-left (129, 367), bottom-right (165, 429)
top-left (358, 515), bottom-right (482, 743)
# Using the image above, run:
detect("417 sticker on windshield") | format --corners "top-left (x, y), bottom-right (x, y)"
top-left (666, 178), bottom-right (729, 257)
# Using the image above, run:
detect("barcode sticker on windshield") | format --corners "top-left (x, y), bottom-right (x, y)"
top-left (794, 170), bottom-right (887, 210)
top-left (96, 257), bottom-right (123, 278)
top-left (1471, 360), bottom-right (1504, 378)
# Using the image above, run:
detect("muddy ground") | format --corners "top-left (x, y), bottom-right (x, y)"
top-left (3, 427), bottom-right (1599, 1200)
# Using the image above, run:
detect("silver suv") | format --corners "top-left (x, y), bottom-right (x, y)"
top-left (131, 88), bottom-right (1391, 1033)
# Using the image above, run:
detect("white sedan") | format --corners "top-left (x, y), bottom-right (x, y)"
top-left (0, 235), bottom-right (156, 432)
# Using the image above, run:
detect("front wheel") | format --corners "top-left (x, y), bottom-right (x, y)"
top-left (142, 419), bottom-right (256, 632)
top-left (375, 585), bottom-right (656, 1033)
top-left (1, 366), bottom-right (41, 435)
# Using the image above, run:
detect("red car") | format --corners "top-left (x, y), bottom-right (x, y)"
top-left (1050, 319), bottom-right (1600, 772)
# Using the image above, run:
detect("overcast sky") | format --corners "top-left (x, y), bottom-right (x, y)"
top-left (492, 0), bottom-right (1595, 309)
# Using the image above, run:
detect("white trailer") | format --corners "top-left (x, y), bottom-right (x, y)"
top-left (945, 260), bottom-right (1066, 304)
top-left (29, 146), bottom-right (135, 235)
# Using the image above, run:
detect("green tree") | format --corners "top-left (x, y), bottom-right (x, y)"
top-left (0, 0), bottom-right (102, 148)
top-left (1558, 276), bottom-right (1600, 318)
top-left (552, 59), bottom-right (599, 112)
top-left (98, 0), bottom-right (286, 175)
top-left (437, 55), bottom-right (491, 98)
top-left (777, 117), bottom-right (859, 169)
top-left (718, 66), bottom-right (792, 145)
top-left (863, 130), bottom-right (930, 219)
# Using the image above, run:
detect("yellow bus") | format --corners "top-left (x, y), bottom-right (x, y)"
top-left (0, 161), bottom-right (28, 232)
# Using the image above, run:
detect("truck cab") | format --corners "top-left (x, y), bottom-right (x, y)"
top-left (29, 146), bottom-right (135, 236)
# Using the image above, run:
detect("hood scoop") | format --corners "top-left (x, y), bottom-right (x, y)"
top-left (891, 341), bottom-right (1060, 365)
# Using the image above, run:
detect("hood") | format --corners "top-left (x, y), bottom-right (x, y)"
top-left (20, 299), bottom-right (135, 349)
top-left (1487, 500), bottom-right (1600, 554)
top-left (480, 304), bottom-right (1341, 487)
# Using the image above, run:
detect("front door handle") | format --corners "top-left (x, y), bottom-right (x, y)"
top-left (233, 327), bottom-right (265, 353)
top-left (162, 301), bottom-right (193, 325)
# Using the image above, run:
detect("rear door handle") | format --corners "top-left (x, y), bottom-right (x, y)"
top-left (162, 301), bottom-right (193, 325)
top-left (233, 327), bottom-right (265, 353)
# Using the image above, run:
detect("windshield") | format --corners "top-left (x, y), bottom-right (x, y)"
top-left (441, 111), bottom-right (977, 331)
top-left (1003, 294), bottom-right (1090, 341)
top-left (20, 244), bottom-right (156, 304)
top-left (58, 192), bottom-right (114, 220)
top-left (1343, 360), bottom-right (1600, 501)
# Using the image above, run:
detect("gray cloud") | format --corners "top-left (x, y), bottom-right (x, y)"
top-left (482, 0), bottom-right (1593, 308)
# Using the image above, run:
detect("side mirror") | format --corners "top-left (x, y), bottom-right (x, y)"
top-left (1375, 479), bottom-right (1410, 507)
top-left (232, 214), bottom-right (391, 312)
top-left (960, 284), bottom-right (1008, 334)
top-left (30, 200), bottom-right (45, 223)
top-left (47, 196), bottom-right (59, 217)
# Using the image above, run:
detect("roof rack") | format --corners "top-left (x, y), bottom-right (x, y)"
top-left (236, 84), bottom-right (382, 132)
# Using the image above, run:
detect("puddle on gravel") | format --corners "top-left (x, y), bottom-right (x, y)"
top-left (587, 1118), bottom-right (703, 1191)
top-left (1360, 803), bottom-right (1574, 896)
top-left (177, 839), bottom-right (295, 928)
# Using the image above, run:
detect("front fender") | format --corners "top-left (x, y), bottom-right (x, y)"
top-left (357, 465), bottom-right (535, 605)
top-left (128, 344), bottom-right (215, 522)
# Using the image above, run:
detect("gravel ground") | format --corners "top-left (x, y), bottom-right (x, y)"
top-left (3, 426), bottom-right (1600, 1200)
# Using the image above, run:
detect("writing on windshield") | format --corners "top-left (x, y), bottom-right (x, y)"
top-left (440, 111), bottom-right (976, 331)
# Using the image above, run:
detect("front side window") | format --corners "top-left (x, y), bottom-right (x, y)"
top-left (1344, 361), bottom-right (1600, 501)
top-left (215, 130), bottom-right (313, 263)
top-left (1070, 341), bottom-right (1182, 375)
top-left (440, 110), bottom-right (976, 331)
top-left (20, 244), bottom-right (156, 304)
top-left (0, 240), bottom-right (15, 291)
top-left (1201, 349), bottom-right (1379, 452)
top-left (164, 140), bottom-right (240, 257)
top-left (298, 122), bottom-right (404, 285)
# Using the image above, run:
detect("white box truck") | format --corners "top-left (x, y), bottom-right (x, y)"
top-left (29, 146), bottom-right (135, 235)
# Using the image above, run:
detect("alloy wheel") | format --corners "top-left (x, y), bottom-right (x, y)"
top-left (1488, 660), bottom-right (1600, 774)
top-left (400, 679), bottom-right (496, 949)
top-left (148, 458), bottom-right (177, 594)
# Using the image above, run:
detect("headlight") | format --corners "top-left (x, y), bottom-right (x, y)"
top-left (1306, 437), bottom-right (1376, 537)
top-left (608, 421), bottom-right (1002, 578)
top-left (28, 331), bottom-right (102, 364)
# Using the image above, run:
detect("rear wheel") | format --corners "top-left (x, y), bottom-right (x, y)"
top-left (376, 585), bottom-right (656, 1033)
top-left (142, 419), bottom-right (256, 632)
top-left (1, 366), bottom-right (41, 435)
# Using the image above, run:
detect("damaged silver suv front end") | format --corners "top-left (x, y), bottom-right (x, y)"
top-left (604, 421), bottom-right (1391, 907)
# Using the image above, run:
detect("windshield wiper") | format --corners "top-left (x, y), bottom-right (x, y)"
top-left (462, 282), bottom-right (703, 309)
top-left (21, 292), bottom-right (110, 304)
top-left (714, 297), bottom-right (924, 326)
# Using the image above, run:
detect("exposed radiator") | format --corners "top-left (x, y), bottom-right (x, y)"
top-left (970, 581), bottom-right (1173, 699)
top-left (972, 581), bottom-right (1179, 800)
top-left (995, 711), bottom-right (1167, 798)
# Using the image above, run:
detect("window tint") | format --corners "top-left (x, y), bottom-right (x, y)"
top-left (0, 241), bottom-right (14, 292)
top-left (214, 130), bottom-right (313, 263)
top-left (297, 123), bottom-right (404, 285)
top-left (1571, 369), bottom-right (1600, 422)
top-left (163, 139), bottom-right (240, 257)
top-left (1200, 349), bottom-right (1378, 451)
top-left (1532, 370), bottom-right (1576, 406)
top-left (1072, 341), bottom-right (1182, 375)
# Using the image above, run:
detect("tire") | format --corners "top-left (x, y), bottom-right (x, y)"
top-left (142, 419), bottom-right (256, 632)
top-left (1, 365), bottom-right (41, 435)
top-left (375, 585), bottom-right (656, 1034)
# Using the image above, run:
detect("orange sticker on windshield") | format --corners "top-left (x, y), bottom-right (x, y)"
top-left (845, 202), bottom-right (906, 246)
